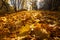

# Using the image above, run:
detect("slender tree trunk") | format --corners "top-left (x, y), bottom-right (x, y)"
top-left (18, 0), bottom-right (20, 10)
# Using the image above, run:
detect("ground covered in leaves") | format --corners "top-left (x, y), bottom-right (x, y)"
top-left (0, 11), bottom-right (60, 40)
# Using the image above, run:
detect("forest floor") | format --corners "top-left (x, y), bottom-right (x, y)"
top-left (0, 10), bottom-right (60, 40)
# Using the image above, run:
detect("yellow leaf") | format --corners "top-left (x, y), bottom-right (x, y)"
top-left (20, 24), bottom-right (30, 34)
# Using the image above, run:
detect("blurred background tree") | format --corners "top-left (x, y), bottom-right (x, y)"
top-left (0, 0), bottom-right (60, 15)
top-left (43, 0), bottom-right (60, 11)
